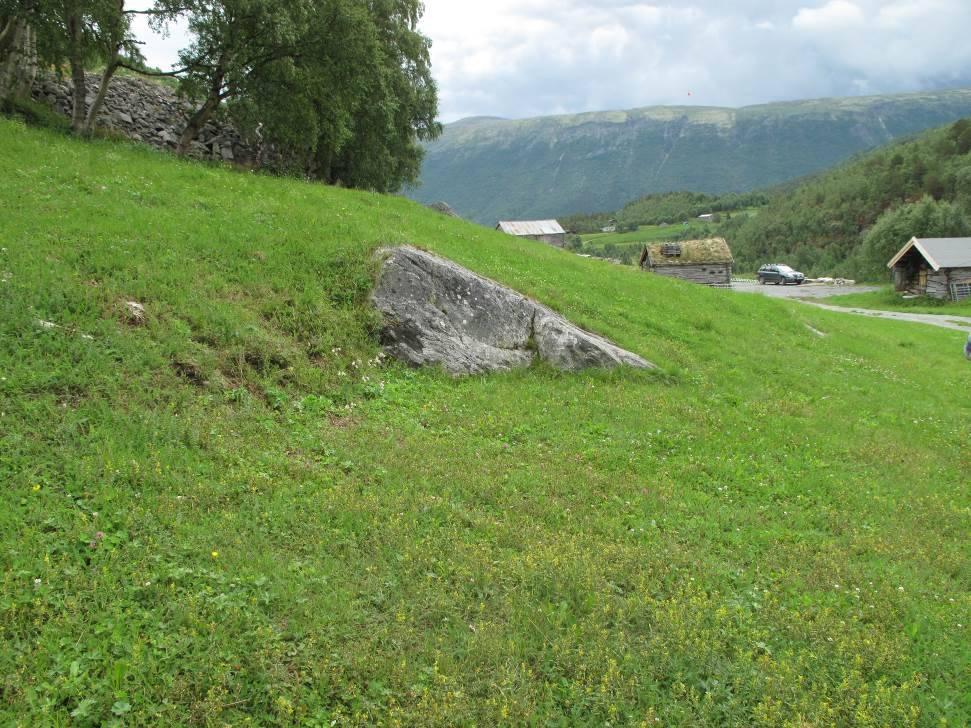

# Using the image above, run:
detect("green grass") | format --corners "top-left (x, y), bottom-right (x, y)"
top-left (579, 224), bottom-right (714, 261)
top-left (1, 117), bottom-right (969, 726)
top-left (825, 287), bottom-right (971, 316)
top-left (581, 225), bottom-right (682, 247)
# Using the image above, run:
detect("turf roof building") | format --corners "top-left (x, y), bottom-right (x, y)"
top-left (639, 237), bottom-right (734, 286)
top-left (887, 237), bottom-right (971, 300)
top-left (496, 220), bottom-right (566, 247)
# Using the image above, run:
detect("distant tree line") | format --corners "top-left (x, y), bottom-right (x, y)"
top-left (0, 0), bottom-right (440, 191)
top-left (727, 119), bottom-right (971, 279)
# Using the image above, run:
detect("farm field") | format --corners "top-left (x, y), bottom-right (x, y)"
top-left (579, 225), bottom-right (707, 262)
top-left (1, 118), bottom-right (969, 725)
top-left (578, 208), bottom-right (760, 263)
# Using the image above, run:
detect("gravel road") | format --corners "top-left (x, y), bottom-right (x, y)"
top-left (730, 280), bottom-right (882, 299)
top-left (801, 302), bottom-right (971, 332)
top-left (729, 281), bottom-right (971, 332)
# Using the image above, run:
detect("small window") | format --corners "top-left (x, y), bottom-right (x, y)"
top-left (661, 243), bottom-right (682, 257)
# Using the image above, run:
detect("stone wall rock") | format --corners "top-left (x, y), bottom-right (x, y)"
top-left (372, 246), bottom-right (653, 376)
top-left (30, 72), bottom-right (261, 165)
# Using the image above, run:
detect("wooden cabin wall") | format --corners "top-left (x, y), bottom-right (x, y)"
top-left (926, 271), bottom-right (950, 299)
top-left (651, 264), bottom-right (731, 285)
top-left (524, 234), bottom-right (565, 248)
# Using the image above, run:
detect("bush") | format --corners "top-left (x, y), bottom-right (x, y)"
top-left (859, 196), bottom-right (970, 279)
top-left (1, 96), bottom-right (71, 133)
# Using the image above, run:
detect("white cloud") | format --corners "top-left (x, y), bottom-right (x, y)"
top-left (129, 1), bottom-right (971, 123)
top-left (792, 1), bottom-right (865, 32)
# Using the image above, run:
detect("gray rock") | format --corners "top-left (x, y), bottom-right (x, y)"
top-left (532, 307), bottom-right (651, 371)
top-left (427, 201), bottom-right (460, 218)
top-left (372, 246), bottom-right (653, 376)
top-left (124, 301), bottom-right (146, 325)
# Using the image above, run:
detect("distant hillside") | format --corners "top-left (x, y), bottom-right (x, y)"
top-left (725, 118), bottom-right (971, 278)
top-left (408, 89), bottom-right (971, 224)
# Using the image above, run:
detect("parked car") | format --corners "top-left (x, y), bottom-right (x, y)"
top-left (758, 264), bottom-right (806, 285)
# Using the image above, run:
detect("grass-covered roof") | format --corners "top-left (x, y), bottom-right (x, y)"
top-left (644, 237), bottom-right (733, 267)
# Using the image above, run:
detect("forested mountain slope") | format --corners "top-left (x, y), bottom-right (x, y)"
top-left (409, 89), bottom-right (971, 225)
top-left (725, 118), bottom-right (971, 277)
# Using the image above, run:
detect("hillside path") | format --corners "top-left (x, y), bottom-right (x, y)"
top-left (801, 301), bottom-right (971, 332)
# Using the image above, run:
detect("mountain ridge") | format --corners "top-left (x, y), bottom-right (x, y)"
top-left (410, 88), bottom-right (971, 224)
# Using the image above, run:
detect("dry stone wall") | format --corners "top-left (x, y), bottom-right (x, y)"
top-left (30, 72), bottom-right (261, 165)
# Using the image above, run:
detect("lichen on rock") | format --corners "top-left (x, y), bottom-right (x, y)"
top-left (372, 246), bottom-right (653, 376)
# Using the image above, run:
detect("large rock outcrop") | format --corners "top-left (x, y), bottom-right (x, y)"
top-left (372, 246), bottom-right (653, 376)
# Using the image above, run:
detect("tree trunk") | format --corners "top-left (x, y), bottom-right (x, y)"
top-left (0, 17), bottom-right (28, 103)
top-left (177, 71), bottom-right (225, 155)
top-left (13, 23), bottom-right (37, 97)
top-left (83, 57), bottom-right (120, 135)
top-left (67, 13), bottom-right (87, 133)
top-left (177, 93), bottom-right (221, 155)
top-left (0, 17), bottom-right (17, 55)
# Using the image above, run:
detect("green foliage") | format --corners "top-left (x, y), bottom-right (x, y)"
top-left (0, 93), bottom-right (69, 130)
top-left (410, 92), bottom-right (971, 225)
top-left (730, 119), bottom-right (971, 278)
top-left (564, 191), bottom-right (766, 234)
top-left (860, 197), bottom-right (970, 279)
top-left (1, 120), bottom-right (969, 725)
top-left (158, 0), bottom-right (439, 190)
top-left (0, 0), bottom-right (135, 129)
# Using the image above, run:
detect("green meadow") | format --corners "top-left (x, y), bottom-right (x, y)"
top-left (579, 225), bottom-right (703, 262)
top-left (1, 118), bottom-right (969, 725)
top-left (824, 288), bottom-right (971, 317)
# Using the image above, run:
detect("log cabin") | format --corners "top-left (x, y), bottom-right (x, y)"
top-left (887, 237), bottom-right (971, 301)
top-left (639, 238), bottom-right (734, 286)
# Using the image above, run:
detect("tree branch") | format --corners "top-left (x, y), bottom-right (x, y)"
top-left (123, 7), bottom-right (190, 15)
top-left (117, 61), bottom-right (190, 77)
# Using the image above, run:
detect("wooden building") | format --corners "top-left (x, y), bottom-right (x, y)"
top-left (496, 220), bottom-right (566, 247)
top-left (639, 238), bottom-right (734, 286)
top-left (887, 237), bottom-right (971, 301)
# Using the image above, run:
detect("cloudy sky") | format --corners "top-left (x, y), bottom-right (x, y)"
top-left (133, 0), bottom-right (971, 123)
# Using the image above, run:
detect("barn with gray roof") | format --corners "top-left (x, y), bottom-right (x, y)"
top-left (496, 220), bottom-right (566, 247)
top-left (887, 237), bottom-right (971, 300)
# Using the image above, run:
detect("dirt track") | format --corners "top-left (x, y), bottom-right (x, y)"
top-left (730, 280), bottom-right (882, 299)
top-left (800, 302), bottom-right (971, 332)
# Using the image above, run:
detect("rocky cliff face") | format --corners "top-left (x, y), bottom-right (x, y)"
top-left (31, 72), bottom-right (260, 165)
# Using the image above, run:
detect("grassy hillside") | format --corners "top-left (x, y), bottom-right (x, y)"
top-left (408, 89), bottom-right (971, 225)
top-left (726, 119), bottom-right (971, 278)
top-left (1, 118), bottom-right (969, 726)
